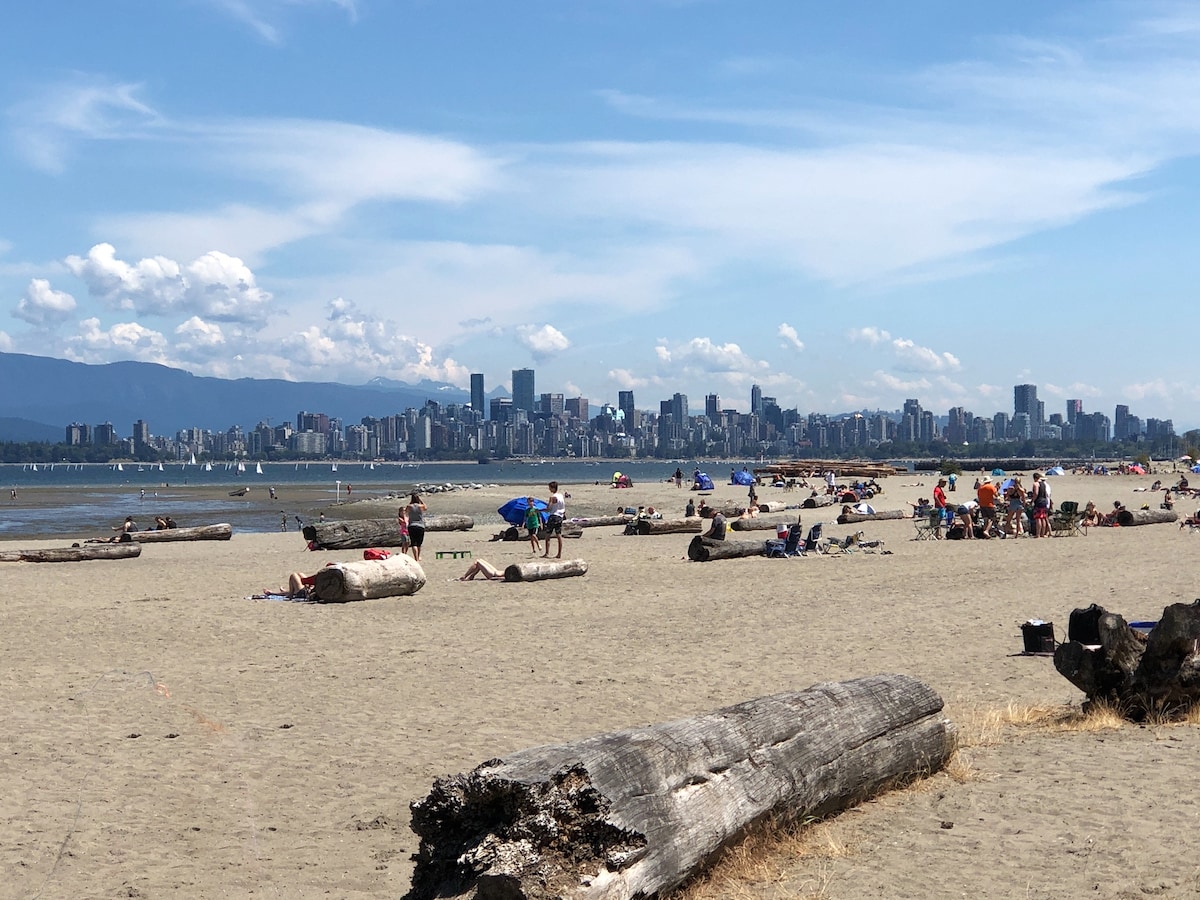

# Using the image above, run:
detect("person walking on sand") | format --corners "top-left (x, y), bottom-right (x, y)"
top-left (524, 497), bottom-right (542, 554)
top-left (542, 481), bottom-right (565, 559)
top-left (405, 492), bottom-right (427, 561)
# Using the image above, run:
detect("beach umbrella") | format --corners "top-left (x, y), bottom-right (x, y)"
top-left (1128, 464), bottom-right (1146, 475)
top-left (1191, 464), bottom-right (1200, 474)
top-left (497, 496), bottom-right (548, 527)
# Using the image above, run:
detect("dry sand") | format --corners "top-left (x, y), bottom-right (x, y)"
top-left (3, 470), bottom-right (1200, 899)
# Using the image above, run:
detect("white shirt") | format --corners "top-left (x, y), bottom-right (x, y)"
top-left (547, 492), bottom-right (565, 517)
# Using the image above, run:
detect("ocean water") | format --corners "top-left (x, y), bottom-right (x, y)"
top-left (0, 459), bottom-right (713, 538)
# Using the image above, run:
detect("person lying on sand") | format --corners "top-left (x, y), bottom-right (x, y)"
top-left (264, 572), bottom-right (318, 599)
top-left (458, 559), bottom-right (503, 581)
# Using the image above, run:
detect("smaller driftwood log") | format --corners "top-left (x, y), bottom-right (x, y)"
top-left (129, 523), bottom-right (233, 542)
top-left (836, 509), bottom-right (908, 525)
top-left (404, 674), bottom-right (952, 900)
top-left (801, 495), bottom-right (835, 509)
top-left (1054, 600), bottom-right (1200, 717)
top-left (729, 518), bottom-right (785, 532)
top-left (687, 535), bottom-right (767, 561)
top-left (303, 515), bottom-right (474, 549)
top-left (1115, 509), bottom-right (1178, 527)
top-left (569, 515), bottom-right (632, 528)
top-left (635, 518), bottom-right (702, 535)
top-left (309, 555), bottom-right (426, 602)
top-left (0, 543), bottom-right (143, 562)
top-left (503, 558), bottom-right (588, 582)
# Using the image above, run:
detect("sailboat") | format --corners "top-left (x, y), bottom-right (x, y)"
top-left (158, 462), bottom-right (164, 472)
top-left (237, 461), bottom-right (246, 474)
top-left (117, 462), bottom-right (124, 472)
top-left (189, 452), bottom-right (197, 466)
top-left (331, 462), bottom-right (338, 472)
top-left (31, 463), bottom-right (38, 472)
top-left (204, 462), bottom-right (212, 472)
top-left (255, 462), bottom-right (264, 475)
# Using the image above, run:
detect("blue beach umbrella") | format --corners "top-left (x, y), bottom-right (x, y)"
top-left (498, 496), bottom-right (548, 526)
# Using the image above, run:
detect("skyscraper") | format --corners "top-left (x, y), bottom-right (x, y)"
top-left (618, 390), bottom-right (636, 425)
top-left (1066, 399), bottom-right (1082, 424)
top-left (470, 373), bottom-right (485, 416)
top-left (1013, 384), bottom-right (1039, 422)
top-left (705, 393), bottom-right (720, 420)
top-left (512, 368), bottom-right (535, 414)
top-left (751, 384), bottom-right (763, 416)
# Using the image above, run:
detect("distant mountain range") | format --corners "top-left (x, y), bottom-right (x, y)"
top-left (0, 352), bottom-right (497, 441)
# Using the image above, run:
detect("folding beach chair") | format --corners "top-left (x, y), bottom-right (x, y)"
top-left (802, 522), bottom-right (824, 555)
top-left (1050, 501), bottom-right (1084, 537)
top-left (913, 510), bottom-right (940, 541)
top-left (766, 522), bottom-right (804, 558)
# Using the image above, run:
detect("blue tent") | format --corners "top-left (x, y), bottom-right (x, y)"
top-left (694, 472), bottom-right (715, 491)
top-left (1046, 466), bottom-right (1065, 476)
top-left (498, 496), bottom-right (548, 527)
top-left (991, 468), bottom-right (1006, 476)
top-left (731, 469), bottom-right (754, 486)
top-left (1191, 464), bottom-right (1200, 474)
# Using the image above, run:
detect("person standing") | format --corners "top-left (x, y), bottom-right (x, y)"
top-left (523, 497), bottom-right (542, 554)
top-left (405, 492), bottom-right (427, 561)
top-left (1031, 473), bottom-right (1052, 538)
top-left (933, 477), bottom-right (949, 538)
top-left (542, 481), bottom-right (565, 559)
top-left (976, 476), bottom-right (999, 538)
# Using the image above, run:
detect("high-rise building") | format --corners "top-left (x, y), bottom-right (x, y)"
top-left (671, 393), bottom-right (688, 421)
top-left (618, 390), bottom-right (636, 425)
top-left (751, 384), bottom-right (763, 416)
top-left (66, 422), bottom-right (90, 445)
top-left (705, 393), bottom-right (720, 420)
top-left (564, 397), bottom-right (589, 421)
top-left (132, 419), bottom-right (150, 450)
top-left (470, 373), bottom-right (485, 416)
top-left (539, 393), bottom-right (564, 416)
top-left (512, 368), bottom-right (535, 414)
top-left (1066, 399), bottom-right (1082, 424)
top-left (1014, 384), bottom-right (1039, 422)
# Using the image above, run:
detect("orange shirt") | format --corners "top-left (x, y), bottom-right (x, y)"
top-left (977, 482), bottom-right (999, 508)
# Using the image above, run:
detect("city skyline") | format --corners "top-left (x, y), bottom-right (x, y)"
top-left (3, 4), bottom-right (1200, 423)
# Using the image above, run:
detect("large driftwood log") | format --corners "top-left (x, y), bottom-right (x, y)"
top-left (503, 559), bottom-right (588, 582)
top-left (569, 515), bottom-right (631, 528)
top-left (1115, 508), bottom-right (1178, 527)
top-left (729, 518), bottom-right (785, 532)
top-left (129, 523), bottom-right (233, 542)
top-left (1054, 601), bottom-right (1200, 717)
top-left (801, 495), bottom-right (835, 509)
top-left (303, 515), bottom-right (474, 549)
top-left (0, 543), bottom-right (143, 562)
top-left (757, 501), bottom-right (789, 513)
top-left (687, 535), bottom-right (767, 561)
top-left (404, 674), bottom-right (953, 900)
top-left (309, 555), bottom-right (426, 602)
top-left (836, 509), bottom-right (909, 525)
top-left (635, 518), bottom-right (703, 535)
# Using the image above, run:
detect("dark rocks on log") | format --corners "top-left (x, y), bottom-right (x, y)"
top-left (1115, 508), bottom-right (1178, 527)
top-left (503, 558), bottom-right (588, 582)
top-left (687, 535), bottom-right (767, 561)
top-left (836, 510), bottom-right (909, 525)
top-left (129, 523), bottom-right (233, 542)
top-left (1054, 601), bottom-right (1200, 717)
top-left (729, 518), bottom-right (784, 532)
top-left (303, 515), bottom-right (474, 549)
top-left (309, 554), bottom-right (426, 602)
top-left (0, 542), bottom-right (143, 562)
top-left (404, 674), bottom-right (953, 900)
top-left (635, 518), bottom-right (702, 535)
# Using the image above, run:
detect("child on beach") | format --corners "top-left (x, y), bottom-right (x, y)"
top-left (524, 498), bottom-right (542, 554)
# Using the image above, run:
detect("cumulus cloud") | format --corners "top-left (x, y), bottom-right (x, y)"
top-left (848, 326), bottom-right (892, 345)
top-left (0, 330), bottom-right (12, 352)
top-left (777, 322), bottom-right (804, 351)
top-left (872, 370), bottom-right (932, 393)
top-left (655, 337), bottom-right (769, 374)
top-left (515, 323), bottom-right (570, 361)
top-left (15, 278), bottom-right (77, 326)
top-left (607, 368), bottom-right (663, 391)
top-left (64, 243), bottom-right (272, 324)
top-left (66, 317), bottom-right (169, 363)
top-left (1043, 381), bottom-right (1104, 398)
top-left (891, 338), bottom-right (961, 372)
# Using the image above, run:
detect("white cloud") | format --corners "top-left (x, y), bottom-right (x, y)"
top-left (1043, 381), bottom-right (1103, 398)
top-left (655, 337), bottom-right (769, 375)
top-left (515, 323), bottom-right (570, 361)
top-left (0, 330), bottom-right (12, 352)
top-left (891, 338), bottom-right (961, 372)
top-left (848, 326), bottom-right (892, 345)
top-left (777, 322), bottom-right (804, 351)
top-left (15, 278), bottom-right (77, 326)
top-left (202, 0), bottom-right (359, 43)
top-left (64, 243), bottom-right (272, 324)
top-left (872, 370), bottom-right (932, 393)
top-left (66, 317), bottom-right (169, 363)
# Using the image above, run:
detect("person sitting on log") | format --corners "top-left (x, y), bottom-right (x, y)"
top-left (1101, 501), bottom-right (1126, 526)
top-left (1081, 501), bottom-right (1104, 528)
top-left (458, 559), bottom-right (503, 581)
top-left (704, 511), bottom-right (727, 541)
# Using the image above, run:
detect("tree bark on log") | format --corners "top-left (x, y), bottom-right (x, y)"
top-left (303, 515), bottom-right (474, 549)
top-left (502, 559), bottom-right (588, 582)
top-left (729, 518), bottom-right (785, 531)
top-left (836, 510), bottom-right (909, 525)
top-left (0, 543), bottom-right (143, 562)
top-left (309, 555), bottom-right (427, 602)
top-left (128, 523), bottom-right (233, 542)
top-left (687, 535), bottom-right (767, 561)
top-left (635, 519), bottom-right (703, 535)
top-left (1115, 508), bottom-right (1178, 527)
top-left (404, 674), bottom-right (952, 900)
top-left (1053, 601), bottom-right (1200, 717)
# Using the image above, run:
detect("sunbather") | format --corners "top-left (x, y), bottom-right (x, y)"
top-left (458, 559), bottom-right (503, 581)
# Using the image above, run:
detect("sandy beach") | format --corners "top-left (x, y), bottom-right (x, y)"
top-left (4, 469), bottom-right (1199, 899)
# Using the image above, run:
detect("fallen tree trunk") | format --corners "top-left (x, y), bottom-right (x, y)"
top-left (687, 535), bottom-right (767, 561)
top-left (569, 515), bottom-right (631, 528)
top-left (303, 515), bottom-right (474, 549)
top-left (756, 501), bottom-right (789, 513)
top-left (836, 509), bottom-right (909, 525)
top-left (801, 495), bottom-right (835, 509)
top-left (1115, 508), bottom-right (1178, 527)
top-left (310, 555), bottom-right (427, 602)
top-left (503, 559), bottom-right (588, 582)
top-left (729, 518), bottom-right (785, 531)
top-left (635, 518), bottom-right (703, 535)
top-left (129, 523), bottom-right (233, 542)
top-left (0, 542), bottom-right (143, 562)
top-left (404, 673), bottom-right (952, 900)
top-left (1054, 601), bottom-right (1200, 718)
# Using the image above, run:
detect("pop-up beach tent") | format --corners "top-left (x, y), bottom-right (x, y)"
top-left (731, 469), bottom-right (755, 486)
top-left (693, 472), bottom-right (715, 491)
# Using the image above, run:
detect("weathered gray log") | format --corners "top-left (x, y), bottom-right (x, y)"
top-left (757, 501), bottom-right (788, 513)
top-left (801, 495), bottom-right (835, 509)
top-left (569, 515), bottom-right (631, 528)
top-left (687, 535), bottom-right (767, 561)
top-left (503, 558), bottom-right (588, 582)
top-left (128, 523), bottom-right (233, 542)
top-left (836, 509), bottom-right (909, 525)
top-left (404, 673), bottom-right (953, 900)
top-left (635, 518), bottom-right (703, 535)
top-left (303, 514), bottom-right (474, 549)
top-left (729, 518), bottom-right (785, 531)
top-left (309, 555), bottom-right (427, 602)
top-left (0, 542), bottom-right (143, 562)
top-left (1054, 600), bottom-right (1200, 718)
top-left (1115, 508), bottom-right (1178, 527)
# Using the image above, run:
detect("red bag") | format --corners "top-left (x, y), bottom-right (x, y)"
top-left (363, 548), bottom-right (391, 560)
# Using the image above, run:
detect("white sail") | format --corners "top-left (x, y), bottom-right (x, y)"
top-left (205, 462), bottom-right (212, 471)
top-left (189, 452), bottom-right (197, 466)
top-left (331, 463), bottom-right (338, 472)
top-left (237, 461), bottom-right (246, 474)
top-left (158, 462), bottom-right (164, 471)
top-left (117, 463), bottom-right (124, 471)
top-left (255, 462), bottom-right (264, 475)
top-left (31, 463), bottom-right (38, 471)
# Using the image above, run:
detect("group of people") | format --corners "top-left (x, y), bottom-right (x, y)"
top-left (923, 472), bottom-right (1057, 539)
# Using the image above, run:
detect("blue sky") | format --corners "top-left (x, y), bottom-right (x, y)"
top-left (3, 1), bottom-right (1199, 426)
